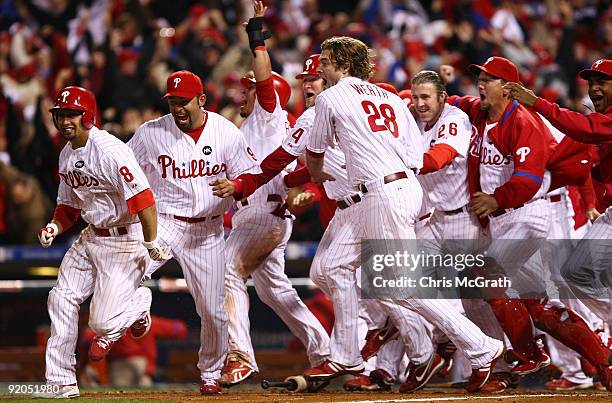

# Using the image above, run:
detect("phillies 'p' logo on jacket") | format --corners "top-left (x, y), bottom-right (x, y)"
top-left (516, 147), bottom-right (531, 163)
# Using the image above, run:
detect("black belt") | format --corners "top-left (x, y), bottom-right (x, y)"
top-left (441, 205), bottom-right (468, 216)
top-left (358, 170), bottom-right (414, 194)
top-left (93, 226), bottom-right (128, 237)
top-left (174, 215), bottom-right (220, 223)
top-left (240, 194), bottom-right (283, 207)
top-left (337, 194), bottom-right (362, 210)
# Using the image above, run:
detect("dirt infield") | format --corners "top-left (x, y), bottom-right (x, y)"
top-left (4, 385), bottom-right (610, 402)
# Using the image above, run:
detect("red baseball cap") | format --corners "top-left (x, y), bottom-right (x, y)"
top-left (469, 56), bottom-right (519, 82)
top-left (295, 54), bottom-right (320, 79)
top-left (579, 59), bottom-right (612, 80)
top-left (163, 70), bottom-right (203, 99)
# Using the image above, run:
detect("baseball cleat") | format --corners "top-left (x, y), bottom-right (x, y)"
top-left (465, 343), bottom-right (504, 393)
top-left (436, 340), bottom-right (457, 377)
top-left (545, 377), bottom-right (593, 391)
top-left (480, 372), bottom-right (519, 393)
top-left (304, 359), bottom-right (364, 380)
top-left (220, 351), bottom-right (257, 386)
top-left (32, 384), bottom-right (80, 399)
top-left (510, 347), bottom-right (551, 375)
top-left (129, 311), bottom-right (152, 340)
top-left (88, 336), bottom-right (114, 361)
top-left (343, 369), bottom-right (394, 391)
top-left (343, 374), bottom-right (382, 391)
top-left (596, 364), bottom-right (612, 391)
top-left (361, 317), bottom-right (399, 360)
top-left (200, 378), bottom-right (222, 394)
top-left (399, 353), bottom-right (445, 393)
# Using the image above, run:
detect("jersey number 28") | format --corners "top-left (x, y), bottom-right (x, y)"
top-left (361, 101), bottom-right (398, 138)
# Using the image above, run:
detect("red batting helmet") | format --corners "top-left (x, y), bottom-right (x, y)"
top-left (398, 89), bottom-right (413, 108)
top-left (240, 71), bottom-right (292, 109)
top-left (374, 82), bottom-right (399, 95)
top-left (296, 54), bottom-right (320, 79)
top-left (50, 86), bottom-right (97, 129)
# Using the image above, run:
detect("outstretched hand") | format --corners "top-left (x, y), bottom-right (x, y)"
top-left (209, 178), bottom-right (236, 198)
top-left (253, 0), bottom-right (267, 18)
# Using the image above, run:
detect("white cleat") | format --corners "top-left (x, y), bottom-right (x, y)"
top-left (32, 384), bottom-right (80, 399)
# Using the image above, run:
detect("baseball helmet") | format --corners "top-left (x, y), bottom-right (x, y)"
top-left (374, 82), bottom-right (399, 95)
top-left (50, 86), bottom-right (97, 129)
top-left (240, 71), bottom-right (292, 109)
top-left (398, 89), bottom-right (413, 108)
top-left (296, 54), bottom-right (320, 79)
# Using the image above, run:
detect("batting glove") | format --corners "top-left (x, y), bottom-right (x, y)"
top-left (142, 240), bottom-right (173, 261)
top-left (38, 223), bottom-right (59, 248)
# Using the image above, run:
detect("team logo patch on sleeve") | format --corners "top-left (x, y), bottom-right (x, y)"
top-left (203, 146), bottom-right (212, 155)
top-left (75, 160), bottom-right (85, 168)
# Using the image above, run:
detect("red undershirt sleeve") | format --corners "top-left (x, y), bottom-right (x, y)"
top-left (127, 188), bottom-right (155, 214)
top-left (420, 144), bottom-right (458, 174)
top-left (255, 77), bottom-right (277, 113)
top-left (52, 204), bottom-right (81, 231)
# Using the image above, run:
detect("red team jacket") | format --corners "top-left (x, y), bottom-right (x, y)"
top-left (450, 96), bottom-right (556, 209)
top-left (533, 99), bottom-right (612, 209)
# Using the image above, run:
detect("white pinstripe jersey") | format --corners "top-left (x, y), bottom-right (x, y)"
top-left (307, 77), bottom-right (422, 187)
top-left (417, 104), bottom-right (471, 211)
top-left (57, 127), bottom-right (151, 228)
top-left (240, 94), bottom-right (294, 203)
top-left (281, 106), bottom-right (351, 199)
top-left (128, 112), bottom-right (258, 217)
top-left (480, 122), bottom-right (551, 199)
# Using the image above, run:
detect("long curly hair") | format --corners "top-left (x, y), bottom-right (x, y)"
top-left (321, 36), bottom-right (373, 81)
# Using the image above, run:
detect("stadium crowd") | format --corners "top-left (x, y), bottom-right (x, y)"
top-left (0, 0), bottom-right (610, 244)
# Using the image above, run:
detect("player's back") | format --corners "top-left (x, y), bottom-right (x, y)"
top-left (318, 77), bottom-right (422, 186)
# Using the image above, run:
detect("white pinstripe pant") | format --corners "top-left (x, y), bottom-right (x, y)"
top-left (562, 208), bottom-right (612, 327)
top-left (225, 204), bottom-right (330, 369)
top-left (46, 225), bottom-right (151, 385)
top-left (146, 214), bottom-right (227, 380)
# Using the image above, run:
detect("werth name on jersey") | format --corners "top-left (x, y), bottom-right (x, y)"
top-left (59, 171), bottom-right (100, 189)
top-left (157, 154), bottom-right (227, 179)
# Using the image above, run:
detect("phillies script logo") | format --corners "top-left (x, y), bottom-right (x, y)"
top-left (480, 146), bottom-right (511, 165)
top-left (157, 154), bottom-right (226, 179)
top-left (59, 171), bottom-right (100, 188)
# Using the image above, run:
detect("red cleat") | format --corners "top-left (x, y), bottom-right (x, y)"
top-left (545, 378), bottom-right (593, 391)
top-left (466, 344), bottom-right (504, 393)
top-left (436, 340), bottom-right (457, 377)
top-left (343, 374), bottom-right (384, 391)
top-left (399, 353), bottom-right (445, 393)
top-left (88, 336), bottom-right (114, 361)
top-left (361, 318), bottom-right (399, 360)
top-left (220, 352), bottom-right (257, 386)
top-left (596, 364), bottom-right (612, 391)
top-left (510, 346), bottom-right (550, 376)
top-left (304, 360), bottom-right (364, 380)
top-left (200, 378), bottom-right (222, 394)
top-left (129, 311), bottom-right (151, 340)
top-left (480, 372), bottom-right (519, 393)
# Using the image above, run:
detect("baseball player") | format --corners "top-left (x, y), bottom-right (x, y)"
top-left (213, 3), bottom-right (330, 386)
top-left (505, 58), bottom-right (612, 390)
top-left (451, 57), bottom-right (612, 388)
top-left (305, 36), bottom-right (504, 393)
top-left (129, 70), bottom-right (259, 394)
top-left (35, 86), bottom-right (169, 398)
